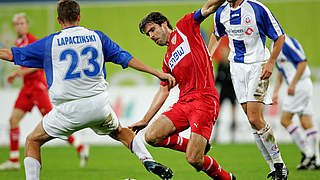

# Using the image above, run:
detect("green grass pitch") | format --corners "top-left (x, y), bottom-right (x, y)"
top-left (1, 144), bottom-right (320, 180)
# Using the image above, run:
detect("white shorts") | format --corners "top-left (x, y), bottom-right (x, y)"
top-left (282, 78), bottom-right (313, 116)
top-left (230, 61), bottom-right (272, 104)
top-left (42, 91), bottom-right (119, 140)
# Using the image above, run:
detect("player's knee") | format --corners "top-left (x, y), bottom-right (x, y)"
top-left (186, 155), bottom-right (202, 169)
top-left (26, 134), bottom-right (36, 144)
top-left (280, 118), bottom-right (290, 128)
top-left (144, 134), bottom-right (160, 147)
top-left (248, 116), bottom-right (265, 130)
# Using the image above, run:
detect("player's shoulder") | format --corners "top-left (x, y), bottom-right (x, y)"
top-left (217, 2), bottom-right (229, 12)
top-left (177, 12), bottom-right (195, 24)
top-left (27, 33), bottom-right (38, 42)
top-left (215, 3), bottom-right (229, 20)
top-left (246, 0), bottom-right (270, 11)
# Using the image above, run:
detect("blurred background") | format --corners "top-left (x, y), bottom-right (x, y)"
top-left (0, 0), bottom-right (319, 146)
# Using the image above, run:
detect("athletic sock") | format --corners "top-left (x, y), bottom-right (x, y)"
top-left (305, 127), bottom-right (320, 163)
top-left (67, 135), bottom-right (83, 154)
top-left (159, 134), bottom-right (189, 152)
top-left (9, 128), bottom-right (20, 163)
top-left (202, 155), bottom-right (231, 179)
top-left (287, 123), bottom-right (313, 157)
top-left (257, 123), bottom-right (284, 164)
top-left (24, 157), bottom-right (41, 180)
top-left (253, 132), bottom-right (274, 171)
top-left (130, 135), bottom-right (154, 162)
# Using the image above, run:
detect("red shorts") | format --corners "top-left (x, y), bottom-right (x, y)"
top-left (14, 81), bottom-right (52, 116)
top-left (162, 90), bottom-right (219, 141)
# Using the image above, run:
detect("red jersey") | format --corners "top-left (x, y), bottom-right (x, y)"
top-left (161, 12), bottom-right (218, 99)
top-left (15, 33), bottom-right (46, 85)
top-left (212, 36), bottom-right (229, 63)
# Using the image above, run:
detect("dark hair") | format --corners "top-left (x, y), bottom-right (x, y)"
top-left (57, 0), bottom-right (80, 24)
top-left (139, 12), bottom-right (173, 34)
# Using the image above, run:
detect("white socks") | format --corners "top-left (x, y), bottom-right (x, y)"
top-left (257, 124), bottom-right (283, 164)
top-left (130, 135), bottom-right (154, 163)
top-left (253, 123), bottom-right (284, 171)
top-left (24, 157), bottom-right (41, 180)
top-left (287, 123), bottom-right (313, 157)
top-left (253, 132), bottom-right (275, 171)
top-left (306, 127), bottom-right (320, 163)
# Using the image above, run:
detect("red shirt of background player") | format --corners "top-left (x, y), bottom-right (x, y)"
top-left (212, 36), bottom-right (229, 63)
top-left (15, 32), bottom-right (47, 86)
top-left (13, 32), bottom-right (51, 115)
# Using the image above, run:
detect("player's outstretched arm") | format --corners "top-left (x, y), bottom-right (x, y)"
top-left (0, 48), bottom-right (13, 62)
top-left (201, 0), bottom-right (226, 17)
top-left (128, 57), bottom-right (176, 88)
top-left (129, 85), bottom-right (170, 134)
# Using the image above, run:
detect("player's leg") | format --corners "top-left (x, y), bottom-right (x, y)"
top-left (34, 86), bottom-right (89, 167)
top-left (109, 124), bottom-right (173, 179)
top-left (0, 87), bottom-right (34, 170)
top-left (145, 114), bottom-right (189, 152)
top-left (24, 120), bottom-right (54, 180)
top-left (280, 111), bottom-right (313, 169)
top-left (241, 103), bottom-right (273, 172)
top-left (0, 108), bottom-right (26, 170)
top-left (230, 93), bottom-right (237, 143)
top-left (67, 135), bottom-right (89, 167)
top-left (300, 114), bottom-right (320, 169)
top-left (186, 132), bottom-right (234, 179)
top-left (246, 102), bottom-right (288, 179)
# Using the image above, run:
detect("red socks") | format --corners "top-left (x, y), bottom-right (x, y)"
top-left (67, 135), bottom-right (83, 153)
top-left (160, 134), bottom-right (189, 152)
top-left (202, 155), bottom-right (231, 180)
top-left (9, 128), bottom-right (20, 162)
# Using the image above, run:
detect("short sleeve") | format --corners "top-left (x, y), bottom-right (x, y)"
top-left (94, 30), bottom-right (133, 69)
top-left (12, 37), bottom-right (47, 68)
top-left (214, 6), bottom-right (227, 37)
top-left (175, 11), bottom-right (201, 35)
top-left (248, 1), bottom-right (284, 41)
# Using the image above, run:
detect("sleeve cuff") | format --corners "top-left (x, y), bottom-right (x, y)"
top-left (193, 9), bottom-right (206, 23)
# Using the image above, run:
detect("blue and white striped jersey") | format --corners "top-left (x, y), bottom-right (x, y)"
top-left (214, 0), bottom-right (284, 63)
top-left (271, 35), bottom-right (311, 85)
top-left (11, 26), bottom-right (133, 105)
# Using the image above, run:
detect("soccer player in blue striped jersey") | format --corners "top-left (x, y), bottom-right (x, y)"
top-left (209, 0), bottom-right (288, 179)
top-left (272, 35), bottom-right (320, 170)
top-left (0, 0), bottom-right (176, 179)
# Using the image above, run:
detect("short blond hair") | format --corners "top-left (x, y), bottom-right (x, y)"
top-left (12, 13), bottom-right (29, 23)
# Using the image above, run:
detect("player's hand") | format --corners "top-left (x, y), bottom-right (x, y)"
top-left (158, 72), bottom-right (176, 89)
top-left (261, 62), bottom-right (274, 80)
top-left (288, 84), bottom-right (295, 96)
top-left (128, 120), bottom-right (149, 134)
top-left (7, 73), bottom-right (17, 84)
top-left (272, 92), bottom-right (279, 104)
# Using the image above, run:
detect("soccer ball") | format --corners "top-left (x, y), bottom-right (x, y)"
top-left (124, 179), bottom-right (136, 180)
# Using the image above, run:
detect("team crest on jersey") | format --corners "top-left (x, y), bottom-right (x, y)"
top-left (171, 34), bottom-right (177, 45)
top-left (244, 15), bottom-right (252, 25)
top-left (245, 28), bottom-right (254, 35)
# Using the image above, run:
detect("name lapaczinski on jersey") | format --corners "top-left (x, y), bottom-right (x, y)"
top-left (57, 34), bottom-right (97, 46)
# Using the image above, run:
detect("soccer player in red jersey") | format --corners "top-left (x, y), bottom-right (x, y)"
top-left (130, 0), bottom-right (235, 179)
top-left (0, 13), bottom-right (88, 170)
